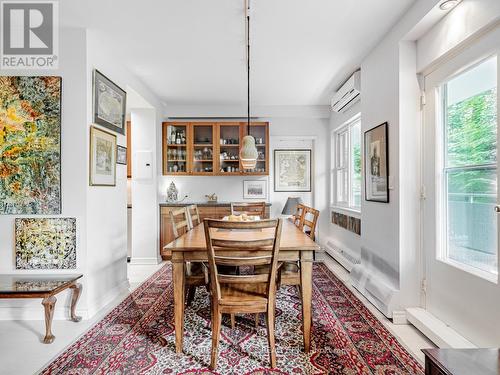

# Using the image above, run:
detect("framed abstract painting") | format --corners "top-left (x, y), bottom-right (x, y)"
top-left (0, 76), bottom-right (62, 214)
top-left (15, 218), bottom-right (77, 270)
top-left (274, 149), bottom-right (311, 192)
top-left (364, 122), bottom-right (389, 202)
top-left (90, 126), bottom-right (116, 186)
top-left (93, 69), bottom-right (127, 135)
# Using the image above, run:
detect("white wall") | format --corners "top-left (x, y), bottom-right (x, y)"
top-left (0, 28), bottom-right (89, 320)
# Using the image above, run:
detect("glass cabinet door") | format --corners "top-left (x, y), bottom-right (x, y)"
top-left (164, 123), bottom-right (188, 174)
top-left (192, 123), bottom-right (214, 175)
top-left (243, 122), bottom-right (268, 174)
top-left (218, 123), bottom-right (241, 174)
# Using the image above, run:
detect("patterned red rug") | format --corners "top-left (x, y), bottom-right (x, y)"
top-left (41, 263), bottom-right (423, 374)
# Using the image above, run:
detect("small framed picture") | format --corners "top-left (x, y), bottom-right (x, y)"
top-left (117, 145), bottom-right (127, 165)
top-left (243, 180), bottom-right (267, 199)
top-left (90, 126), bottom-right (116, 186)
top-left (93, 69), bottom-right (127, 135)
top-left (364, 122), bottom-right (389, 202)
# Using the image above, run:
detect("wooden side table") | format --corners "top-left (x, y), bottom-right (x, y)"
top-left (422, 348), bottom-right (500, 375)
top-left (0, 274), bottom-right (83, 343)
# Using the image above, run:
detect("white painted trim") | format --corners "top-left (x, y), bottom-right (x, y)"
top-left (129, 257), bottom-right (160, 265)
top-left (406, 307), bottom-right (476, 348)
top-left (0, 306), bottom-right (89, 321)
top-left (392, 310), bottom-right (409, 325)
top-left (87, 279), bottom-right (130, 318)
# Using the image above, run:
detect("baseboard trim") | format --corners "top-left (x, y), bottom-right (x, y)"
top-left (129, 257), bottom-right (160, 265)
top-left (0, 306), bottom-right (89, 321)
top-left (406, 307), bottom-right (476, 348)
top-left (392, 310), bottom-right (408, 325)
top-left (87, 279), bottom-right (130, 318)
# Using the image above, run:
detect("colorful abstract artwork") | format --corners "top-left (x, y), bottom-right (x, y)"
top-left (15, 218), bottom-right (76, 270)
top-left (0, 76), bottom-right (62, 214)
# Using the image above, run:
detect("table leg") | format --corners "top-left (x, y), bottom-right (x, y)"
top-left (69, 283), bottom-right (82, 322)
top-left (173, 260), bottom-right (185, 353)
top-left (42, 296), bottom-right (56, 344)
top-left (300, 252), bottom-right (313, 353)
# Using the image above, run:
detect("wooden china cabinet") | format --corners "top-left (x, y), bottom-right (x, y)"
top-left (162, 121), bottom-right (269, 176)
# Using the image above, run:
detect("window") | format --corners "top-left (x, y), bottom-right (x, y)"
top-left (333, 116), bottom-right (361, 210)
top-left (439, 56), bottom-right (498, 275)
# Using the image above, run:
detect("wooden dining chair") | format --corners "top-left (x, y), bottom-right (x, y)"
top-left (170, 207), bottom-right (207, 305)
top-left (281, 206), bottom-right (320, 286)
top-left (230, 202), bottom-right (266, 217)
top-left (204, 218), bottom-right (283, 369)
top-left (291, 203), bottom-right (305, 228)
top-left (187, 204), bottom-right (201, 227)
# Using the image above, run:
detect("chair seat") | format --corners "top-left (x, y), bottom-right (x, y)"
top-left (219, 283), bottom-right (268, 307)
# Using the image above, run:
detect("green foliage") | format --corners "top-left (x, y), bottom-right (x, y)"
top-left (446, 88), bottom-right (497, 198)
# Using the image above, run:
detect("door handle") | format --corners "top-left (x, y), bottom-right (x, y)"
top-left (495, 205), bottom-right (500, 213)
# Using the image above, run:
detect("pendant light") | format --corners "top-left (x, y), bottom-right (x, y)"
top-left (240, 0), bottom-right (258, 170)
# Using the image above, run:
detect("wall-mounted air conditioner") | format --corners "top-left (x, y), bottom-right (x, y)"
top-left (330, 70), bottom-right (361, 113)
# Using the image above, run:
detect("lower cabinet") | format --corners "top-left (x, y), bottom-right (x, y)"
top-left (159, 204), bottom-right (270, 260)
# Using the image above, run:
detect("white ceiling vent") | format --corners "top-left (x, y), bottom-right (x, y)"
top-left (330, 70), bottom-right (361, 113)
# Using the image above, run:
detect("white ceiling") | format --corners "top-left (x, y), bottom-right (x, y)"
top-left (62, 0), bottom-right (416, 106)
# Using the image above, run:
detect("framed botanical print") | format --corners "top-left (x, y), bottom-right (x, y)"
top-left (116, 145), bottom-right (127, 165)
top-left (364, 122), bottom-right (389, 202)
top-left (93, 69), bottom-right (127, 135)
top-left (243, 180), bottom-right (267, 199)
top-left (90, 126), bottom-right (116, 186)
top-left (274, 149), bottom-right (312, 192)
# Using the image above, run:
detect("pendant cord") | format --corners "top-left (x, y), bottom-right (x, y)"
top-left (246, 1), bottom-right (251, 136)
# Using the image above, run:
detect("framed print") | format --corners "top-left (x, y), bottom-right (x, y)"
top-left (364, 122), bottom-right (389, 202)
top-left (90, 126), bottom-right (117, 186)
top-left (274, 149), bottom-right (311, 192)
top-left (16, 218), bottom-right (76, 270)
top-left (93, 69), bottom-right (126, 135)
top-left (243, 180), bottom-right (267, 199)
top-left (117, 145), bottom-right (127, 165)
top-left (0, 76), bottom-right (62, 214)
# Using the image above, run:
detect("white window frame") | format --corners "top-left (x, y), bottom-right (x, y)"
top-left (331, 114), bottom-right (361, 212)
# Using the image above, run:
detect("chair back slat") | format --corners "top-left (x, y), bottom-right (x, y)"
top-left (230, 202), bottom-right (266, 217)
top-left (170, 207), bottom-right (191, 240)
top-left (187, 204), bottom-right (201, 227)
top-left (204, 218), bottom-right (282, 302)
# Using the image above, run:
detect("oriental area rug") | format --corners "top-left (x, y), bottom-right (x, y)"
top-left (41, 263), bottom-right (423, 374)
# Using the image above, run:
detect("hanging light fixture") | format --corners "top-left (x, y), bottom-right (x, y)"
top-left (240, 0), bottom-right (258, 170)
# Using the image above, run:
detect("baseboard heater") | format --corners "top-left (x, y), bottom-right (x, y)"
top-left (349, 247), bottom-right (399, 318)
top-left (324, 239), bottom-right (360, 272)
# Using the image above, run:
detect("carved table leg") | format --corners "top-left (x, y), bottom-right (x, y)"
top-left (42, 296), bottom-right (56, 344)
top-left (69, 283), bottom-right (82, 322)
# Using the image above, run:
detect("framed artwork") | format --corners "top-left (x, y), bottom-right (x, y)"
top-left (90, 126), bottom-right (116, 186)
top-left (243, 180), bottom-right (267, 199)
top-left (274, 149), bottom-right (311, 192)
top-left (365, 122), bottom-right (389, 202)
top-left (15, 218), bottom-right (77, 270)
top-left (117, 145), bottom-right (127, 165)
top-left (0, 76), bottom-right (62, 214)
top-left (93, 69), bottom-right (126, 135)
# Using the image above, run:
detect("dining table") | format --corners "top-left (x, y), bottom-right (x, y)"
top-left (162, 218), bottom-right (320, 354)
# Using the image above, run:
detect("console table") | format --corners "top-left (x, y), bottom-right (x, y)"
top-left (0, 274), bottom-right (83, 344)
top-left (422, 348), bottom-right (500, 375)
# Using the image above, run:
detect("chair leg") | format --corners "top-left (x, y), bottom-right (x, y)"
top-left (255, 313), bottom-right (259, 328)
top-left (186, 286), bottom-right (196, 306)
top-left (230, 313), bottom-right (236, 329)
top-left (210, 309), bottom-right (222, 370)
top-left (266, 308), bottom-right (277, 368)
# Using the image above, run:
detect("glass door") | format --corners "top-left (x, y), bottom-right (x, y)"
top-left (163, 122), bottom-right (189, 175)
top-left (191, 123), bottom-right (214, 175)
top-left (422, 28), bottom-right (500, 345)
top-left (217, 123), bottom-right (241, 174)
